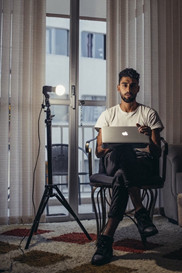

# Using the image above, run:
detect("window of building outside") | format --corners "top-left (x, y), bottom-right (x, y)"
top-left (46, 27), bottom-right (69, 56)
top-left (81, 31), bottom-right (106, 59)
top-left (46, 27), bottom-right (106, 59)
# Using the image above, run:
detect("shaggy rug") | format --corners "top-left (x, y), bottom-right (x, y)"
top-left (0, 216), bottom-right (182, 273)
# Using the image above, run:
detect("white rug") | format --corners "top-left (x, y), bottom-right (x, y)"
top-left (0, 216), bottom-right (182, 273)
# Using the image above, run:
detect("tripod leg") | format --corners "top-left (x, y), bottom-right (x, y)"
top-left (54, 186), bottom-right (92, 241)
top-left (25, 186), bottom-right (50, 249)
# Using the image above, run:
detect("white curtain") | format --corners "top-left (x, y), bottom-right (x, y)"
top-left (0, 0), bottom-right (46, 224)
top-left (106, 0), bottom-right (182, 144)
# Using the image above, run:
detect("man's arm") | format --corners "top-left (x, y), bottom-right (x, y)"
top-left (149, 129), bottom-right (161, 158)
top-left (95, 129), bottom-right (111, 158)
top-left (137, 123), bottom-right (161, 158)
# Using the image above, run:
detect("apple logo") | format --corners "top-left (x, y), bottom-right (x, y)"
top-left (122, 131), bottom-right (128, 136)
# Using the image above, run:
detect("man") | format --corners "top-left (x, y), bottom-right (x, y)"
top-left (91, 68), bottom-right (164, 266)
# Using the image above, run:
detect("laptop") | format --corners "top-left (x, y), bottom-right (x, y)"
top-left (102, 126), bottom-right (149, 148)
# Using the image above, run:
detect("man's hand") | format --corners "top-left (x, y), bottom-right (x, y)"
top-left (96, 129), bottom-right (111, 158)
top-left (136, 123), bottom-right (152, 136)
top-left (136, 123), bottom-right (161, 158)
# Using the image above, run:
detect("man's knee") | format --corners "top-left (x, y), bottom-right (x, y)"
top-left (113, 169), bottom-right (134, 189)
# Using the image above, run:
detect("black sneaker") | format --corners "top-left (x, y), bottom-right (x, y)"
top-left (135, 207), bottom-right (158, 237)
top-left (91, 235), bottom-right (113, 266)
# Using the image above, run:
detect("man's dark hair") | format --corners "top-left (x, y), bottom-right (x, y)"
top-left (119, 68), bottom-right (140, 83)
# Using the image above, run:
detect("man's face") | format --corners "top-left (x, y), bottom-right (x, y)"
top-left (117, 76), bottom-right (139, 103)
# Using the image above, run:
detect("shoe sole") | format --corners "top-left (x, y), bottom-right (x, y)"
top-left (91, 258), bottom-right (112, 266)
top-left (91, 258), bottom-right (111, 266)
top-left (140, 228), bottom-right (158, 238)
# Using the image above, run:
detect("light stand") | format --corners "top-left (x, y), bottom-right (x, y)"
top-left (25, 86), bottom-right (92, 249)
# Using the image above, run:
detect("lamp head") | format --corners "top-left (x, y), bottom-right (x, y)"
top-left (43, 86), bottom-right (52, 98)
top-left (43, 85), bottom-right (66, 98)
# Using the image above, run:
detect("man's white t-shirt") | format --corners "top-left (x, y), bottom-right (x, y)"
top-left (95, 104), bottom-right (164, 132)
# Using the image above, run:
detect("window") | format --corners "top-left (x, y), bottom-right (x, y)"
top-left (51, 95), bottom-right (69, 124)
top-left (80, 95), bottom-right (106, 123)
top-left (81, 31), bottom-right (106, 59)
top-left (46, 27), bottom-right (69, 56)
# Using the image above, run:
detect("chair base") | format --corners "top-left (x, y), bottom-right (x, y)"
top-left (91, 185), bottom-right (159, 246)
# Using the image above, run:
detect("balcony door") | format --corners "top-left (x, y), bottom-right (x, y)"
top-left (45, 0), bottom-right (106, 221)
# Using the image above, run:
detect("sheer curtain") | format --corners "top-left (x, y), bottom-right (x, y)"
top-left (0, 0), bottom-right (46, 224)
top-left (106, 0), bottom-right (182, 144)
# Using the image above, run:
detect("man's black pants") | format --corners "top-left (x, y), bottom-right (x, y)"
top-left (103, 146), bottom-right (158, 220)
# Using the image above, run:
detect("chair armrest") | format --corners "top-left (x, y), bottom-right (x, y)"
top-left (160, 137), bottom-right (168, 181)
top-left (85, 137), bottom-right (97, 177)
top-left (161, 137), bottom-right (168, 155)
top-left (85, 137), bottom-right (97, 153)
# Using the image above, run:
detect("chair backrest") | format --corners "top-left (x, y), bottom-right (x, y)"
top-left (50, 144), bottom-right (88, 176)
top-left (51, 144), bottom-right (68, 175)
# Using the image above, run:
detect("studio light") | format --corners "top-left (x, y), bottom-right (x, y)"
top-left (43, 85), bottom-right (66, 98)
top-left (25, 84), bottom-right (91, 249)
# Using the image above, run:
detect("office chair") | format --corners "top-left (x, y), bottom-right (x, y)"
top-left (85, 137), bottom-right (168, 245)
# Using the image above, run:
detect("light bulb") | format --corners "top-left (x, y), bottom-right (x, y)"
top-left (55, 85), bottom-right (66, 96)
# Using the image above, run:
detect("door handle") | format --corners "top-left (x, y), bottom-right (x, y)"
top-left (70, 85), bottom-right (76, 109)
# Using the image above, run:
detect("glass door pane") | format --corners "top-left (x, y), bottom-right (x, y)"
top-left (45, 16), bottom-right (70, 217)
top-left (79, 20), bottom-right (106, 100)
top-left (45, 0), bottom-right (107, 219)
top-left (78, 19), bottom-right (106, 214)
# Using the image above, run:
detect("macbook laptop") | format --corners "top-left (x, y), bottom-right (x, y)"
top-left (102, 126), bottom-right (149, 148)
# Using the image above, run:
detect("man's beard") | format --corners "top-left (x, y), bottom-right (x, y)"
top-left (121, 93), bottom-right (136, 103)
